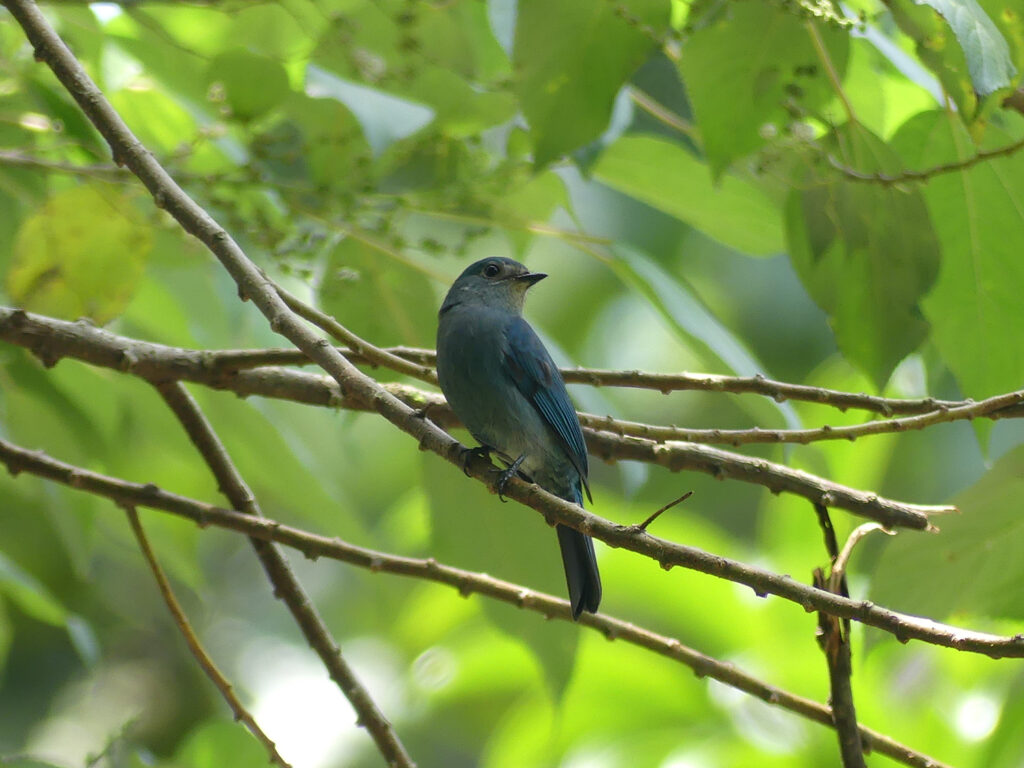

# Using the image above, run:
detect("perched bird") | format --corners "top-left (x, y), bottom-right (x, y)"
top-left (436, 257), bottom-right (601, 619)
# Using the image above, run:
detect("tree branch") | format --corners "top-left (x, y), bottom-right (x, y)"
top-left (124, 507), bottom-right (292, 768)
top-left (151, 381), bottom-right (414, 767)
top-left (161, 341), bottom-right (1024, 446)
top-left (0, 436), bottom-right (1018, 660)
top-left (829, 135), bottom-right (1024, 186)
top-left (0, 307), bottom-right (955, 529)
top-left (582, 428), bottom-right (947, 528)
top-left (0, 437), bottom-right (952, 768)
top-left (272, 282), bottom-right (438, 385)
top-left (813, 504), bottom-right (863, 767)
top-left (212, 344), bottom-right (974, 418)
top-left (815, 568), bottom-right (866, 768)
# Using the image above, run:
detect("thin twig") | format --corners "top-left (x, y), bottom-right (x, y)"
top-left (831, 523), bottom-right (893, 595)
top-left (218, 344), bottom-right (974, 418)
top-left (628, 87), bottom-right (698, 139)
top-left (629, 491), bottom-right (693, 533)
top-left (18, 331), bottom-right (970, 419)
top-left (151, 382), bottom-right (415, 768)
top-left (577, 389), bottom-right (1024, 444)
top-left (0, 303), bottom-right (1014, 448)
top-left (806, 20), bottom-right (856, 123)
top-left (0, 436), bottom-right (1018, 660)
top-left (584, 429), bottom-right (947, 529)
top-left (0, 149), bottom-right (129, 180)
top-left (124, 507), bottom-right (292, 768)
top-left (0, 440), bottom-right (954, 768)
top-left (830, 135), bottom-right (1024, 186)
top-left (0, 307), bottom-right (956, 529)
top-left (273, 282), bottom-right (437, 385)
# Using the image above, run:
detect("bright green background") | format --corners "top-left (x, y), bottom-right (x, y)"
top-left (1, 0), bottom-right (1023, 766)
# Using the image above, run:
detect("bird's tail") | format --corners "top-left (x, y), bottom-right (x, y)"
top-left (557, 516), bottom-right (601, 620)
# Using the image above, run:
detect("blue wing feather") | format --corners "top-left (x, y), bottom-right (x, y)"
top-left (503, 316), bottom-right (591, 500)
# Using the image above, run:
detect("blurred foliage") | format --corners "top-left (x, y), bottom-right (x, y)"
top-left (1, 0), bottom-right (1024, 766)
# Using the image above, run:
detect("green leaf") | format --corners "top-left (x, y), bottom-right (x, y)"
top-left (678, 4), bottom-right (849, 174)
top-left (491, 171), bottom-right (570, 255)
top-left (871, 443), bottom-right (1024, 620)
top-left (514, 0), bottom-right (667, 166)
top-left (106, 12), bottom-right (212, 106)
top-left (278, 93), bottom-right (372, 193)
top-left (979, 0), bottom-right (1024, 77)
top-left (914, 0), bottom-right (1017, 94)
top-left (311, 1), bottom-right (514, 137)
top-left (608, 244), bottom-right (801, 429)
top-left (0, 551), bottom-right (67, 626)
top-left (7, 185), bottom-right (152, 324)
top-left (592, 134), bottom-right (784, 255)
top-left (0, 598), bottom-right (11, 678)
top-left (175, 720), bottom-right (270, 768)
top-left (208, 49), bottom-right (291, 121)
top-left (982, 673), bottom-right (1024, 768)
top-left (886, 0), bottom-right (979, 117)
top-left (784, 124), bottom-right (940, 388)
top-left (317, 237), bottom-right (437, 347)
top-left (890, 110), bottom-right (1024, 402)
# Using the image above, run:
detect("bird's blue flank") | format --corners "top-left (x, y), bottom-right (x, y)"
top-left (503, 316), bottom-right (591, 502)
top-left (436, 256), bottom-right (601, 618)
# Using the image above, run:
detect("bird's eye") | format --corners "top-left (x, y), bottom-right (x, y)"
top-left (482, 263), bottom-right (501, 278)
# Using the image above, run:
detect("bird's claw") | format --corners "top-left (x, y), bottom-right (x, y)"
top-left (493, 454), bottom-right (526, 502)
top-left (459, 445), bottom-right (492, 477)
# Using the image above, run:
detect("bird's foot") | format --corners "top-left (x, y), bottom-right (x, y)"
top-left (494, 454), bottom-right (526, 502)
top-left (459, 445), bottom-right (493, 477)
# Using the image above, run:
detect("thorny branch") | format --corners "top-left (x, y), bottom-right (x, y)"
top-left (0, 437), bottom-right (953, 768)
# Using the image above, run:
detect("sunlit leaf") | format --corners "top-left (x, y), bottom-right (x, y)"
top-left (607, 244), bottom-right (798, 421)
top-left (311, 1), bottom-right (513, 137)
top-left (784, 124), bottom-right (940, 388)
top-left (887, 0), bottom-right (979, 116)
top-left (592, 134), bottom-right (785, 256)
top-left (7, 185), bottom-right (152, 325)
top-left (915, 0), bottom-right (1017, 94)
top-left (678, 3), bottom-right (849, 174)
top-left (0, 551), bottom-right (67, 626)
top-left (491, 171), bottom-right (570, 255)
top-left (175, 720), bottom-right (270, 768)
top-left (872, 443), bottom-right (1024, 619)
top-left (208, 49), bottom-right (291, 121)
top-left (514, 0), bottom-right (667, 166)
top-left (890, 110), bottom-right (1024, 402)
top-left (317, 237), bottom-right (437, 347)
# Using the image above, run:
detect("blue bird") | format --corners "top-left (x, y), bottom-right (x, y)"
top-left (436, 257), bottom-right (601, 619)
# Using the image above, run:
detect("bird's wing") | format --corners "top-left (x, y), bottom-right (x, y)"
top-left (503, 316), bottom-right (591, 501)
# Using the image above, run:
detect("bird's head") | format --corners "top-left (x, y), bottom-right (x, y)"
top-left (440, 257), bottom-right (546, 315)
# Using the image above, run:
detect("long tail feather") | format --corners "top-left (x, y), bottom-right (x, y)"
top-left (556, 524), bottom-right (601, 619)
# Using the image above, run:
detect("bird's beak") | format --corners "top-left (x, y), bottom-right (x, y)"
top-left (515, 271), bottom-right (547, 287)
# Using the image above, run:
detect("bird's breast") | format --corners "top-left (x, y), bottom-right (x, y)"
top-left (437, 308), bottom-right (573, 492)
